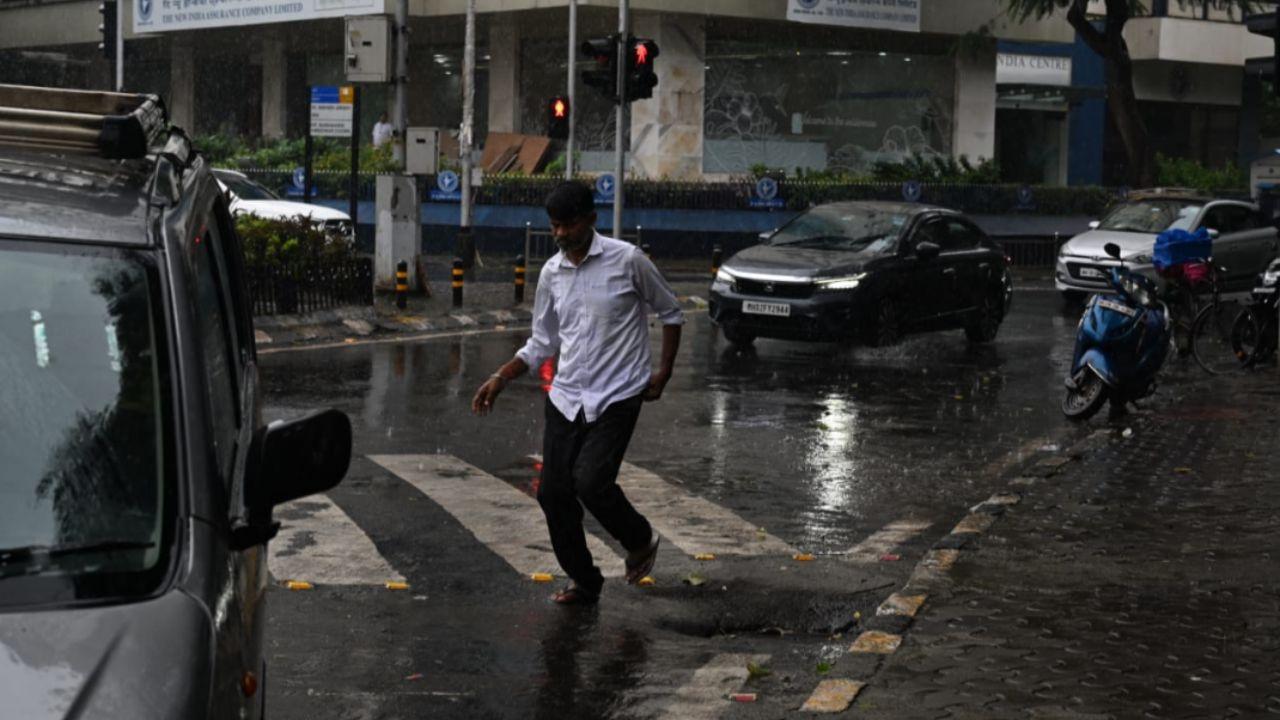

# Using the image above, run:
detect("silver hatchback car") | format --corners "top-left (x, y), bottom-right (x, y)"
top-left (1055, 191), bottom-right (1280, 301)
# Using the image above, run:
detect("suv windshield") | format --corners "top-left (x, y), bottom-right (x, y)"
top-left (0, 242), bottom-right (172, 607)
top-left (771, 207), bottom-right (907, 254)
top-left (217, 172), bottom-right (279, 201)
top-left (1098, 200), bottom-right (1203, 233)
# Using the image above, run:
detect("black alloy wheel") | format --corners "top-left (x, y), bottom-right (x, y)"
top-left (1062, 369), bottom-right (1108, 420)
top-left (965, 292), bottom-right (1003, 343)
top-left (869, 297), bottom-right (901, 347)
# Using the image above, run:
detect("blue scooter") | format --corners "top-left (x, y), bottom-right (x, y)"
top-left (1062, 243), bottom-right (1172, 421)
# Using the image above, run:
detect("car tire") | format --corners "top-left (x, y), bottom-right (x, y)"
top-left (867, 297), bottom-right (901, 347)
top-left (722, 323), bottom-right (755, 347)
top-left (965, 292), bottom-right (1003, 343)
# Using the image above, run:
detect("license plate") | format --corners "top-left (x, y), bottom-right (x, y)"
top-left (1096, 298), bottom-right (1137, 317)
top-left (1078, 266), bottom-right (1106, 279)
top-left (743, 300), bottom-right (791, 317)
top-left (1254, 286), bottom-right (1277, 294)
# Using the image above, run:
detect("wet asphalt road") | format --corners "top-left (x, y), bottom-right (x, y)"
top-left (256, 284), bottom-right (1166, 718)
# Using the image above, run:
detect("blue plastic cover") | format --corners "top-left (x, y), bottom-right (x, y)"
top-left (1152, 228), bottom-right (1212, 270)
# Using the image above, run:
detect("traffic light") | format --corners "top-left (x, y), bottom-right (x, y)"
top-left (1246, 6), bottom-right (1280, 96)
top-left (547, 96), bottom-right (570, 140)
top-left (625, 37), bottom-right (660, 102)
top-left (580, 36), bottom-right (619, 103)
top-left (98, 0), bottom-right (117, 60)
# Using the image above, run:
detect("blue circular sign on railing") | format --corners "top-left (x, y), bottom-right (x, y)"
top-left (291, 167), bottom-right (306, 190)
top-left (902, 180), bottom-right (923, 203)
top-left (596, 173), bottom-right (616, 199)
top-left (438, 170), bottom-right (460, 193)
top-left (756, 176), bottom-right (779, 201)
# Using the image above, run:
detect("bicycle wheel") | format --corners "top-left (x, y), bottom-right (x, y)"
top-left (1190, 299), bottom-right (1251, 374)
top-left (1229, 306), bottom-right (1264, 369)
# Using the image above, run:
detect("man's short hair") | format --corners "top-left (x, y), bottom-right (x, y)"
top-left (545, 181), bottom-right (595, 222)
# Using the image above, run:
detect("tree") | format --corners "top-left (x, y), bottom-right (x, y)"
top-left (1004, 1), bottom-right (1259, 186)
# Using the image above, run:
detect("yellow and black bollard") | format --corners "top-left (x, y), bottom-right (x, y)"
top-left (452, 257), bottom-right (464, 308)
top-left (711, 245), bottom-right (723, 278)
top-left (395, 260), bottom-right (409, 310)
top-left (514, 254), bottom-right (526, 304)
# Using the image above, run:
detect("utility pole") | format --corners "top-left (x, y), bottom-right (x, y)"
top-left (393, 0), bottom-right (409, 166)
top-left (613, 0), bottom-right (628, 236)
top-left (566, 0), bottom-right (577, 179)
top-left (460, 0), bottom-right (476, 263)
top-left (114, 0), bottom-right (123, 91)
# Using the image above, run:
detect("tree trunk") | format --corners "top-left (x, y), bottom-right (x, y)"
top-left (1067, 0), bottom-right (1157, 187)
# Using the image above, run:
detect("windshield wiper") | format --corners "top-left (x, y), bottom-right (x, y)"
top-left (0, 540), bottom-right (155, 565)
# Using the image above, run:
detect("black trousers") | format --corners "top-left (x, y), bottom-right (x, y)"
top-left (537, 395), bottom-right (652, 596)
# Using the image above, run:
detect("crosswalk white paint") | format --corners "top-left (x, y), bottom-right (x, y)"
top-left (840, 519), bottom-right (932, 562)
top-left (615, 462), bottom-right (797, 557)
top-left (370, 454), bottom-right (626, 578)
top-left (639, 653), bottom-right (770, 719)
top-left (269, 493), bottom-right (406, 586)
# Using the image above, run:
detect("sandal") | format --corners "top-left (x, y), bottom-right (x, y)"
top-left (553, 584), bottom-right (600, 606)
top-left (625, 535), bottom-right (660, 585)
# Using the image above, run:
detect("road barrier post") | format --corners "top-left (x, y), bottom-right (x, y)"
top-left (452, 257), bottom-right (464, 307)
top-left (395, 260), bottom-right (408, 310)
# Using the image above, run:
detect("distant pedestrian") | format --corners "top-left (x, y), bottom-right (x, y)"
top-left (372, 112), bottom-right (393, 147)
top-left (472, 181), bottom-right (684, 605)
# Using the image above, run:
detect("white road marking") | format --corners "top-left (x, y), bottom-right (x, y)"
top-left (616, 461), bottom-right (797, 556)
top-left (841, 518), bottom-right (932, 562)
top-left (632, 653), bottom-right (769, 719)
top-left (269, 494), bottom-right (405, 586)
top-left (370, 454), bottom-right (625, 578)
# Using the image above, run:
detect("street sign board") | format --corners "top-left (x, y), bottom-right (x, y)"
top-left (429, 170), bottom-right (462, 201)
top-left (749, 176), bottom-right (784, 209)
top-left (310, 85), bottom-right (355, 138)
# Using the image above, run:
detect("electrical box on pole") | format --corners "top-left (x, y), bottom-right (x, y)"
top-left (345, 15), bottom-right (392, 83)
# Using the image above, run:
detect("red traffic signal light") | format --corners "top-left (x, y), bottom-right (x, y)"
top-left (547, 96), bottom-right (570, 140)
top-left (580, 37), bottom-right (619, 102)
top-left (625, 37), bottom-right (660, 102)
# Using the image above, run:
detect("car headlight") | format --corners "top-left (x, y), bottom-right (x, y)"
top-left (715, 268), bottom-right (735, 284)
top-left (815, 273), bottom-right (867, 290)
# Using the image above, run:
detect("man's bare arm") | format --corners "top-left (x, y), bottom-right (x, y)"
top-left (471, 357), bottom-right (531, 415)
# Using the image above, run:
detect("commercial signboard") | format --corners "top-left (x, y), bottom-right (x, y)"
top-left (996, 53), bottom-right (1073, 87)
top-left (786, 0), bottom-right (921, 33)
top-left (134, 0), bottom-right (384, 33)
top-left (310, 85), bottom-right (354, 138)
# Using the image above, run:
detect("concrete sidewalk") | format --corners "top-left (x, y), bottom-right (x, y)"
top-left (836, 372), bottom-right (1280, 718)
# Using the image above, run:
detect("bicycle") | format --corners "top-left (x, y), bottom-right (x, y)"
top-left (1187, 260), bottom-right (1254, 375)
top-left (1159, 258), bottom-right (1218, 357)
top-left (1204, 258), bottom-right (1280, 371)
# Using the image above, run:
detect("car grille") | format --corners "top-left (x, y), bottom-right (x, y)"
top-left (734, 278), bottom-right (813, 299)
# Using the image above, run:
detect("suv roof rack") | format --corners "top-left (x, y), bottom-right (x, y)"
top-left (0, 84), bottom-right (168, 160)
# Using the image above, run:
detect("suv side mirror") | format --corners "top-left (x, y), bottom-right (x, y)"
top-left (915, 241), bottom-right (941, 262)
top-left (1103, 242), bottom-right (1121, 259)
top-left (1206, 228), bottom-right (1220, 240)
top-left (1088, 220), bottom-right (1100, 230)
top-left (252, 409), bottom-right (353, 508)
top-left (759, 229), bottom-right (776, 243)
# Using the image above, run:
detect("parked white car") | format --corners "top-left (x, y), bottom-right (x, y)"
top-left (1055, 190), bottom-right (1279, 301)
top-left (213, 168), bottom-right (354, 240)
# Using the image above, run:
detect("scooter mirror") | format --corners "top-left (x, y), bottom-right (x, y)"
top-left (1103, 243), bottom-right (1121, 259)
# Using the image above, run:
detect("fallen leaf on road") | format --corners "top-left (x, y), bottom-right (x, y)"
top-left (746, 662), bottom-right (772, 679)
top-left (683, 573), bottom-right (707, 587)
top-left (694, 553), bottom-right (716, 561)
top-left (793, 553), bottom-right (816, 562)
top-left (638, 576), bottom-right (656, 587)
top-left (816, 661), bottom-right (832, 675)
top-left (530, 573), bottom-right (553, 583)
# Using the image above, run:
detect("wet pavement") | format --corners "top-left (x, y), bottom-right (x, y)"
top-left (255, 281), bottom-right (1272, 718)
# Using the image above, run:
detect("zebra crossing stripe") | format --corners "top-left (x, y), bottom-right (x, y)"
top-left (615, 462), bottom-right (797, 557)
top-left (269, 494), bottom-right (406, 586)
top-left (632, 653), bottom-right (770, 719)
top-left (841, 519), bottom-right (932, 562)
top-left (370, 454), bottom-right (626, 578)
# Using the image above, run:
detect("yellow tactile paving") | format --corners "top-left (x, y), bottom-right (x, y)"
top-left (801, 679), bottom-right (866, 712)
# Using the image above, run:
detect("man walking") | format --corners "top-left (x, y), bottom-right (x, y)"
top-left (472, 181), bottom-right (683, 605)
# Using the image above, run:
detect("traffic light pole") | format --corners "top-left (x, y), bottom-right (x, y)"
top-left (114, 0), bottom-right (123, 90)
top-left (613, 0), bottom-right (628, 237)
top-left (460, 0), bottom-right (476, 257)
top-left (566, 0), bottom-right (577, 179)
top-left (393, 0), bottom-right (409, 166)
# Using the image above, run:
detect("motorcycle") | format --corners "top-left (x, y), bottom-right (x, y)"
top-left (1063, 243), bottom-right (1172, 421)
top-left (1233, 256), bottom-right (1280, 368)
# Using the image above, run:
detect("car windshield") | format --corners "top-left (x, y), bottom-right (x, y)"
top-left (770, 207), bottom-right (907, 254)
top-left (1097, 200), bottom-right (1203, 233)
top-left (0, 242), bottom-right (172, 605)
top-left (218, 172), bottom-right (279, 200)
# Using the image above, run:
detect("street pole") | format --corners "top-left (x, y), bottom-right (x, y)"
top-left (566, 0), bottom-right (577, 179)
top-left (460, 0), bottom-right (476, 263)
top-left (613, 0), bottom-right (628, 236)
top-left (393, 0), bottom-right (409, 166)
top-left (114, 0), bottom-right (123, 91)
top-left (350, 86), bottom-right (361, 232)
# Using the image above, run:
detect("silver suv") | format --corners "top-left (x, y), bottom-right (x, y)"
top-left (1055, 191), bottom-right (1280, 301)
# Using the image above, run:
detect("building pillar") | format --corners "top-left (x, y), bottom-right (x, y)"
top-left (952, 41), bottom-right (997, 163)
top-left (169, 38), bottom-right (195, 133)
top-left (261, 37), bottom-right (288, 139)
top-left (629, 13), bottom-right (705, 180)
top-left (486, 16), bottom-right (521, 134)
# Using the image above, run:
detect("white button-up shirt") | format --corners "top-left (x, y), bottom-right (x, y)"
top-left (516, 231), bottom-right (685, 423)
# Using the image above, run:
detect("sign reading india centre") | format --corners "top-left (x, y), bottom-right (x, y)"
top-left (133, 0), bottom-right (384, 33)
top-left (310, 86), bottom-right (354, 138)
top-left (786, 0), bottom-right (921, 33)
top-left (996, 53), bottom-right (1073, 87)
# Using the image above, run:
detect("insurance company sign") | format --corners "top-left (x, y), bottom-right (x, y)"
top-left (786, 0), bottom-right (921, 33)
top-left (134, 0), bottom-right (384, 33)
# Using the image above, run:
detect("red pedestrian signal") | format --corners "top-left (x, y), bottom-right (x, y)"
top-left (547, 96), bottom-right (570, 140)
top-left (634, 42), bottom-right (649, 66)
top-left (625, 37), bottom-right (660, 102)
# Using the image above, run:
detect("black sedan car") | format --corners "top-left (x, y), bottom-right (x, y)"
top-left (710, 201), bottom-right (1013, 346)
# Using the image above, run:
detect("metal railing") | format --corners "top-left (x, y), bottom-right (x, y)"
top-left (246, 258), bottom-right (374, 316)
top-left (523, 222), bottom-right (643, 262)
